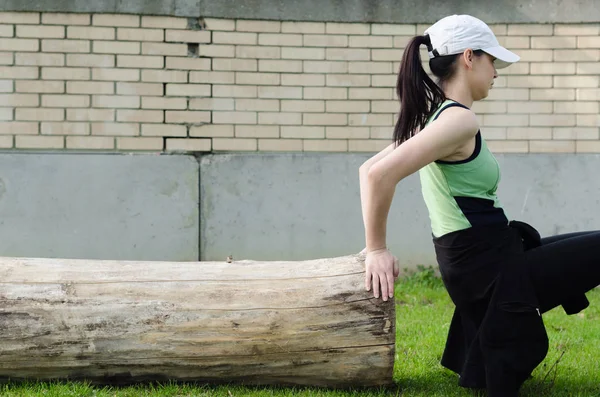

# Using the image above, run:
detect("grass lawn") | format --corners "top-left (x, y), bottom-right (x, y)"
top-left (2, 267), bottom-right (599, 396)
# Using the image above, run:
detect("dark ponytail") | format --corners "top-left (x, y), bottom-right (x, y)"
top-left (393, 35), bottom-right (446, 146)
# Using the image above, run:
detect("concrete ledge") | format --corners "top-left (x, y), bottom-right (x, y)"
top-left (1, 0), bottom-right (599, 23)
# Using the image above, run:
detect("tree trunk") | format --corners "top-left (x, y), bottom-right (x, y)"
top-left (0, 254), bottom-right (395, 388)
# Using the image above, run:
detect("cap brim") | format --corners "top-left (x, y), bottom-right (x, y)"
top-left (482, 46), bottom-right (520, 69)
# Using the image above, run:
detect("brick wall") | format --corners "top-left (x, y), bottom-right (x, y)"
top-left (0, 11), bottom-right (599, 153)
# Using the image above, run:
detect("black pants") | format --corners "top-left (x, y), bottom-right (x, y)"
top-left (527, 230), bottom-right (600, 314)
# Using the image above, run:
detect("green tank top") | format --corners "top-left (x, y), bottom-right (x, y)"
top-left (419, 100), bottom-right (509, 237)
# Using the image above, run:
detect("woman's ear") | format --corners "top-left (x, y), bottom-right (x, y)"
top-left (461, 49), bottom-right (474, 69)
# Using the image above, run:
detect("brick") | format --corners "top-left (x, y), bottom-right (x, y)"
top-left (67, 54), bottom-right (114, 68)
top-left (554, 49), bottom-right (600, 61)
top-left (92, 68), bottom-right (139, 82)
top-left (93, 14), bottom-right (139, 28)
top-left (235, 125), bottom-right (278, 138)
top-left (93, 95), bottom-right (140, 109)
top-left (282, 74), bottom-right (324, 86)
top-left (213, 32), bottom-right (256, 45)
top-left (118, 55), bottom-right (163, 69)
top-left (517, 49), bottom-right (553, 62)
top-left (350, 36), bottom-right (393, 48)
top-left (530, 88), bottom-right (575, 101)
top-left (348, 139), bottom-right (389, 152)
top-left (118, 27), bottom-right (163, 42)
top-left (213, 58), bottom-right (257, 71)
top-left (258, 59), bottom-right (302, 72)
top-left (0, 108), bottom-right (12, 121)
top-left (166, 83), bottom-right (211, 97)
top-left (304, 60), bottom-right (348, 74)
top-left (554, 75), bottom-right (599, 87)
top-left (281, 47), bottom-right (325, 60)
top-left (303, 113), bottom-right (347, 126)
top-left (553, 127), bottom-right (598, 140)
top-left (530, 62), bottom-right (575, 74)
top-left (43, 67), bottom-right (89, 81)
top-left (165, 57), bottom-right (210, 71)
top-left (165, 111), bottom-right (210, 123)
top-left (232, 98), bottom-right (276, 112)
top-left (349, 88), bottom-right (392, 100)
top-left (258, 112), bottom-right (301, 125)
top-left (67, 81), bottom-right (114, 94)
top-left (199, 44), bottom-right (235, 58)
top-left (213, 138), bottom-right (256, 151)
top-left (42, 94), bottom-right (90, 108)
top-left (372, 49), bottom-right (404, 61)
top-left (117, 82), bottom-right (161, 96)
top-left (17, 108), bottom-right (64, 121)
top-left (118, 109), bottom-right (163, 123)
top-left (530, 114), bottom-right (576, 126)
top-left (94, 40), bottom-right (140, 55)
top-left (372, 75), bottom-right (398, 88)
top-left (142, 70), bottom-right (187, 83)
top-left (326, 100), bottom-right (370, 113)
top-left (213, 111), bottom-right (256, 124)
top-left (17, 25), bottom-right (64, 39)
top-left (304, 87), bottom-right (348, 100)
top-left (258, 86), bottom-right (302, 99)
top-left (167, 138), bottom-right (212, 152)
top-left (480, 128), bottom-right (507, 140)
top-left (506, 76), bottom-right (552, 88)
top-left (501, 62), bottom-right (530, 76)
top-left (508, 24), bottom-right (552, 35)
top-left (166, 29), bottom-right (211, 43)
top-left (142, 124), bottom-right (186, 137)
top-left (0, 80), bottom-right (12, 93)
top-left (326, 48), bottom-right (370, 61)
top-left (303, 34), bottom-right (348, 48)
top-left (0, 53), bottom-right (13, 65)
top-left (258, 138), bottom-right (302, 151)
top-left (349, 113), bottom-right (392, 126)
top-left (577, 115), bottom-right (600, 127)
top-left (554, 24), bottom-right (600, 36)
top-left (213, 85), bottom-right (257, 98)
top-left (303, 139), bottom-right (347, 152)
top-left (92, 122), bottom-right (140, 136)
top-left (42, 13), bottom-right (91, 25)
top-left (485, 140), bottom-right (529, 153)
top-left (281, 126), bottom-right (324, 138)
top-left (191, 124), bottom-right (234, 137)
top-left (281, 22), bottom-right (325, 34)
top-left (554, 101), bottom-right (598, 114)
top-left (16, 135), bottom-right (64, 149)
top-left (259, 33), bottom-right (302, 46)
top-left (348, 61), bottom-right (392, 74)
top-left (142, 42), bottom-right (187, 56)
top-left (236, 72), bottom-right (281, 86)
top-left (506, 127), bottom-right (552, 140)
top-left (16, 80), bottom-right (64, 93)
top-left (577, 37), bottom-right (600, 48)
top-left (41, 122), bottom-right (89, 135)
top-left (326, 74), bottom-right (370, 87)
top-left (577, 62), bottom-right (600, 74)
top-left (66, 136), bottom-right (114, 149)
top-left (529, 140), bottom-right (575, 153)
top-left (0, 121), bottom-right (37, 134)
top-left (16, 53), bottom-right (64, 66)
top-left (236, 20), bottom-right (280, 33)
top-left (372, 24), bottom-right (415, 35)
top-left (67, 26), bottom-right (114, 40)
top-left (204, 18), bottom-right (235, 31)
top-left (577, 88), bottom-right (600, 100)
top-left (506, 101), bottom-right (552, 114)
top-left (117, 137), bottom-right (163, 150)
top-left (236, 45), bottom-right (281, 59)
top-left (142, 96), bottom-right (186, 110)
top-left (326, 126), bottom-right (369, 139)
top-left (371, 100), bottom-right (397, 113)
top-left (393, 36), bottom-right (413, 48)
top-left (141, 16), bottom-right (187, 29)
top-left (280, 100), bottom-right (324, 113)
top-left (42, 39), bottom-right (89, 53)
top-left (326, 22), bottom-right (369, 35)
top-left (0, 12), bottom-right (39, 24)
top-left (0, 93), bottom-right (39, 107)
top-left (190, 71), bottom-right (234, 84)
top-left (532, 36), bottom-right (576, 49)
top-left (486, 88), bottom-right (529, 102)
top-left (67, 109), bottom-right (114, 122)
top-left (0, 38), bottom-right (39, 51)
top-left (576, 141), bottom-right (600, 153)
top-left (483, 114), bottom-right (528, 126)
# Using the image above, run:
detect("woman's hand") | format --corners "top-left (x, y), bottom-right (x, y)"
top-left (365, 248), bottom-right (399, 301)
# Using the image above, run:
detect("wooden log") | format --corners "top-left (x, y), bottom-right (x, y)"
top-left (0, 254), bottom-right (395, 387)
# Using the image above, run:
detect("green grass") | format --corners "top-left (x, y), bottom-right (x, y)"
top-left (2, 267), bottom-right (600, 396)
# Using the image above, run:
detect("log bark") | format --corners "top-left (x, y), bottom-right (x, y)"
top-left (0, 254), bottom-right (395, 387)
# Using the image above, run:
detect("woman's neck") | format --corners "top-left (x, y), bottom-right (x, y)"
top-left (442, 80), bottom-right (474, 108)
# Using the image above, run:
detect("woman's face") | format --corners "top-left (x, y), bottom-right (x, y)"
top-left (470, 52), bottom-right (498, 100)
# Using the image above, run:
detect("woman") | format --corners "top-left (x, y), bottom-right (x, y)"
top-left (359, 14), bottom-right (600, 396)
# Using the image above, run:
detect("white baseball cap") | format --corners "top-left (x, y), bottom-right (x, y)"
top-left (424, 15), bottom-right (520, 69)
